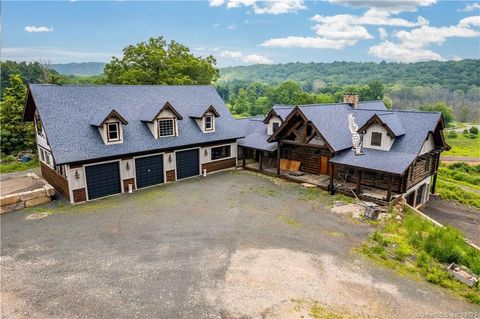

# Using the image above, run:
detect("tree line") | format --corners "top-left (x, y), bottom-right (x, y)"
top-left (1, 36), bottom-right (477, 158)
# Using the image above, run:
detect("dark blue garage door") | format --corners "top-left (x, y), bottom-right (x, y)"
top-left (176, 149), bottom-right (199, 180)
top-left (135, 155), bottom-right (164, 189)
top-left (85, 162), bottom-right (121, 200)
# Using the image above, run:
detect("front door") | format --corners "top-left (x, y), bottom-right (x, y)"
top-left (320, 156), bottom-right (329, 175)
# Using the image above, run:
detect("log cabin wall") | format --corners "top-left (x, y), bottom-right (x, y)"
top-left (335, 165), bottom-right (404, 193)
top-left (282, 145), bottom-right (321, 174)
top-left (404, 151), bottom-right (438, 191)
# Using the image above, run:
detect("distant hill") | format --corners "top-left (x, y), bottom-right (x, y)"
top-left (50, 62), bottom-right (106, 76)
top-left (219, 59), bottom-right (480, 91)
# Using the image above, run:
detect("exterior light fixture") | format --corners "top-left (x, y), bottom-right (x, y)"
top-left (126, 162), bottom-right (130, 170)
top-left (74, 170), bottom-right (80, 179)
top-left (204, 149), bottom-right (208, 156)
top-left (169, 155), bottom-right (172, 162)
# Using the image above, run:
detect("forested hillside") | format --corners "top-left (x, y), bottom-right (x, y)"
top-left (220, 60), bottom-right (480, 92)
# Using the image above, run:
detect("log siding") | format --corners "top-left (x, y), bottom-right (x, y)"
top-left (202, 157), bottom-right (236, 173)
top-left (72, 188), bottom-right (86, 203)
top-left (40, 162), bottom-right (70, 200)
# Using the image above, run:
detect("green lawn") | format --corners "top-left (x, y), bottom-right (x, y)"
top-left (436, 163), bottom-right (480, 208)
top-left (361, 205), bottom-right (480, 304)
top-left (443, 134), bottom-right (479, 158)
top-left (0, 159), bottom-right (39, 174)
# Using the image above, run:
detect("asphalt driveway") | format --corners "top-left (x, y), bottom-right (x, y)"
top-left (1, 170), bottom-right (478, 318)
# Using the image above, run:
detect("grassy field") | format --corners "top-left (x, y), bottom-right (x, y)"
top-left (0, 159), bottom-right (39, 174)
top-left (436, 163), bottom-right (480, 208)
top-left (361, 205), bottom-right (480, 304)
top-left (443, 134), bottom-right (479, 158)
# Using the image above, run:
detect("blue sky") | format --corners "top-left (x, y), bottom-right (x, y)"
top-left (2, 0), bottom-right (480, 66)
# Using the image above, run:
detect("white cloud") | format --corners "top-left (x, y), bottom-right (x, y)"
top-left (378, 27), bottom-right (388, 40)
top-left (227, 24), bottom-right (237, 30)
top-left (24, 26), bottom-right (53, 33)
top-left (1, 47), bottom-right (118, 63)
top-left (261, 36), bottom-right (354, 49)
top-left (327, 0), bottom-right (436, 13)
top-left (369, 16), bottom-right (480, 62)
top-left (369, 41), bottom-right (442, 62)
top-left (458, 2), bottom-right (480, 12)
top-left (209, 0), bottom-right (306, 14)
top-left (219, 50), bottom-right (272, 64)
top-left (262, 6), bottom-right (431, 50)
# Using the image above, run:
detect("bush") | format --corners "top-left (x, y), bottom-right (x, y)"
top-left (468, 133), bottom-right (478, 139)
top-left (463, 129), bottom-right (469, 135)
top-left (446, 131), bottom-right (457, 138)
top-left (469, 126), bottom-right (479, 135)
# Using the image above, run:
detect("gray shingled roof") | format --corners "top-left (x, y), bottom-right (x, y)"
top-left (377, 112), bottom-right (406, 136)
top-left (29, 85), bottom-right (244, 164)
top-left (330, 110), bottom-right (441, 174)
top-left (236, 117), bottom-right (278, 152)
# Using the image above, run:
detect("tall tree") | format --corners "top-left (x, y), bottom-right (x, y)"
top-left (0, 74), bottom-right (35, 155)
top-left (420, 102), bottom-right (454, 127)
top-left (103, 37), bottom-right (219, 85)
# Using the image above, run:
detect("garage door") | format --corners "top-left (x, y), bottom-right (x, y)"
top-left (85, 162), bottom-right (121, 200)
top-left (176, 149), bottom-right (199, 180)
top-left (135, 154), bottom-right (164, 189)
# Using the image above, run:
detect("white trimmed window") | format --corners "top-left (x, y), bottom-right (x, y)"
top-left (158, 118), bottom-right (175, 137)
top-left (204, 115), bottom-right (213, 131)
top-left (107, 122), bottom-right (120, 142)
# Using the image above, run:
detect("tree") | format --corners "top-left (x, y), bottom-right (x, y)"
top-left (0, 74), bottom-right (35, 155)
top-left (383, 96), bottom-right (393, 110)
top-left (368, 80), bottom-right (384, 100)
top-left (103, 37), bottom-right (219, 85)
top-left (420, 102), bottom-right (454, 127)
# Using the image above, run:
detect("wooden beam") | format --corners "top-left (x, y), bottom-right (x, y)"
top-left (328, 163), bottom-right (335, 194)
top-left (356, 170), bottom-right (362, 195)
top-left (259, 152), bottom-right (263, 171)
top-left (431, 152), bottom-right (441, 194)
top-left (280, 139), bottom-right (325, 149)
top-left (242, 147), bottom-right (246, 167)
top-left (386, 174), bottom-right (393, 202)
top-left (276, 143), bottom-right (281, 175)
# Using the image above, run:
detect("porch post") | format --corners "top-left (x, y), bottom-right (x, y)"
top-left (276, 142), bottom-right (281, 175)
top-left (356, 169), bottom-right (362, 195)
top-left (259, 151), bottom-right (263, 171)
top-left (386, 174), bottom-right (393, 202)
top-left (328, 163), bottom-right (335, 194)
top-left (242, 147), bottom-right (246, 167)
top-left (431, 153), bottom-right (440, 194)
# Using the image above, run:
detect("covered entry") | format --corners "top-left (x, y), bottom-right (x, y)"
top-left (85, 162), bottom-right (121, 200)
top-left (135, 154), bottom-right (164, 189)
top-left (176, 149), bottom-right (199, 180)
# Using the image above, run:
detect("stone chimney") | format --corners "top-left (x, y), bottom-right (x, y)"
top-left (343, 93), bottom-right (359, 108)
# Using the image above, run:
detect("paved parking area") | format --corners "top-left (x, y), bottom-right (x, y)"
top-left (1, 170), bottom-right (478, 318)
top-left (420, 196), bottom-right (480, 246)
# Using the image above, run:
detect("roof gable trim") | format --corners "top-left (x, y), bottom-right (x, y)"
top-left (90, 109), bottom-right (128, 127)
top-left (190, 105), bottom-right (220, 118)
top-left (357, 114), bottom-right (397, 137)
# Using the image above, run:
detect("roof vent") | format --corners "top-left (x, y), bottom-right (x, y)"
top-left (343, 93), bottom-right (359, 108)
top-left (348, 113), bottom-right (364, 156)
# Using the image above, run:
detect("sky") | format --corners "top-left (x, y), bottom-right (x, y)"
top-left (2, 0), bottom-right (480, 66)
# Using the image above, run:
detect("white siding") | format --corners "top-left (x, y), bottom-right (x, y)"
top-left (121, 159), bottom-right (135, 180)
top-left (194, 111), bottom-right (216, 133)
top-left (67, 166), bottom-right (86, 190)
top-left (362, 123), bottom-right (395, 151)
top-left (267, 116), bottom-right (282, 135)
top-left (34, 110), bottom-right (51, 151)
top-left (164, 152), bottom-right (176, 171)
top-left (419, 133), bottom-right (436, 155)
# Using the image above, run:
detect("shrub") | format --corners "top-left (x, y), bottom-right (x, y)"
top-left (446, 131), bottom-right (457, 138)
top-left (463, 129), bottom-right (469, 135)
top-left (469, 126), bottom-right (479, 135)
top-left (468, 133), bottom-right (478, 139)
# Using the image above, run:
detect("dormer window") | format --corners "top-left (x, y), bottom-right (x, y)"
top-left (371, 132), bottom-right (382, 146)
top-left (158, 118), bottom-right (175, 137)
top-left (89, 109), bottom-right (128, 145)
top-left (205, 115), bottom-right (213, 131)
top-left (107, 122), bottom-right (120, 142)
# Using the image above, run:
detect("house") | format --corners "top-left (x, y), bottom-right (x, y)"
top-left (237, 94), bottom-right (450, 207)
top-left (24, 86), bottom-right (448, 208)
top-left (23, 85), bottom-right (243, 203)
